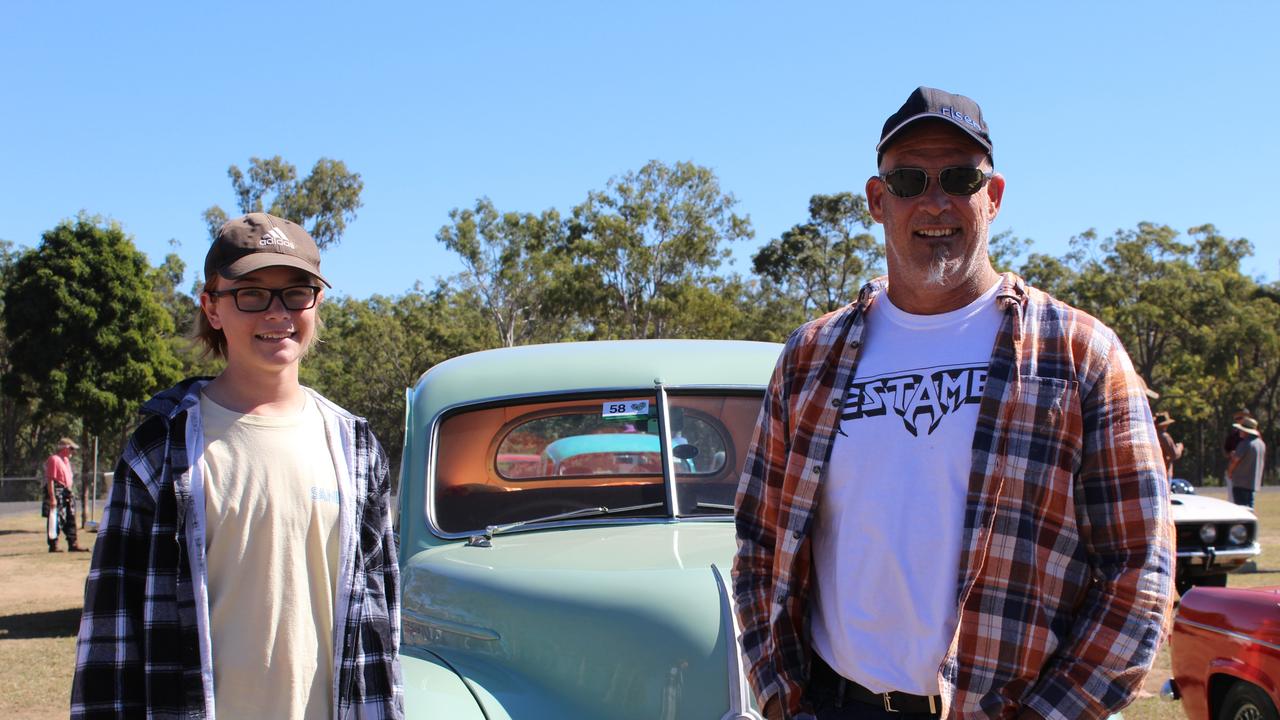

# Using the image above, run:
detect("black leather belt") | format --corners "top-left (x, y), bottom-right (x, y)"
top-left (811, 654), bottom-right (941, 715)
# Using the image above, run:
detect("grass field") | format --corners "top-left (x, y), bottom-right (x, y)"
top-left (2, 488), bottom-right (1277, 719)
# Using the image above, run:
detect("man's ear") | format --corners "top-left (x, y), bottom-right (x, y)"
top-left (985, 172), bottom-right (1006, 220)
top-left (866, 175), bottom-right (886, 223)
top-left (200, 291), bottom-right (224, 330)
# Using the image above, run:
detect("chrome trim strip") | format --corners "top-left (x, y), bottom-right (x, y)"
top-left (1175, 617), bottom-right (1280, 653)
top-left (1176, 544), bottom-right (1261, 560)
top-left (656, 384), bottom-right (680, 516)
top-left (712, 563), bottom-right (762, 720)
top-left (402, 608), bottom-right (501, 642)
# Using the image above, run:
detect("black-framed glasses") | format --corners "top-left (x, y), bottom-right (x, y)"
top-left (207, 285), bottom-right (320, 312)
top-left (880, 166), bottom-right (991, 198)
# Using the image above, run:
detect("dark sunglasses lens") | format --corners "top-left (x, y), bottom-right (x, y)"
top-left (939, 168), bottom-right (987, 195)
top-left (884, 169), bottom-right (928, 197)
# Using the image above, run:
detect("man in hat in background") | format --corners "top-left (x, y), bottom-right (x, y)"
top-left (73, 213), bottom-right (402, 719)
top-left (734, 87), bottom-right (1173, 720)
top-left (1227, 416), bottom-right (1266, 508)
top-left (45, 437), bottom-right (88, 552)
top-left (1155, 412), bottom-right (1183, 480)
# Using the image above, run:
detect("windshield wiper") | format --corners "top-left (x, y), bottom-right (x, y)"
top-left (694, 501), bottom-right (735, 513)
top-left (466, 502), bottom-right (666, 547)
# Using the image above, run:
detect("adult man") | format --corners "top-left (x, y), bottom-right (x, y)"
top-left (72, 213), bottom-right (402, 719)
top-left (734, 87), bottom-right (1174, 720)
top-left (45, 437), bottom-right (88, 552)
top-left (1226, 416), bottom-right (1266, 507)
top-left (1155, 412), bottom-right (1183, 479)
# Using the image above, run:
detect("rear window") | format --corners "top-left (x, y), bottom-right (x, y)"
top-left (432, 392), bottom-right (762, 534)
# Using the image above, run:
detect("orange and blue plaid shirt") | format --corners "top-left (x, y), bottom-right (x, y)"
top-left (733, 274), bottom-right (1174, 720)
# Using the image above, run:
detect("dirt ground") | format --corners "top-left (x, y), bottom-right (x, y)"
top-left (0, 511), bottom-right (95, 720)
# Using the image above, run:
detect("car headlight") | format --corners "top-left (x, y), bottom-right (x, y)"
top-left (1199, 523), bottom-right (1218, 544)
top-left (1229, 524), bottom-right (1249, 545)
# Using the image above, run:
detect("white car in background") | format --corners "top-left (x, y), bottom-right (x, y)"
top-left (1169, 480), bottom-right (1260, 594)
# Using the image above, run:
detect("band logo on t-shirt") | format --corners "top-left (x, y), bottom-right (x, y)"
top-left (841, 363), bottom-right (987, 437)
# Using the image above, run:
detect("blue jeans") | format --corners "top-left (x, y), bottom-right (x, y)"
top-left (1232, 487), bottom-right (1255, 507)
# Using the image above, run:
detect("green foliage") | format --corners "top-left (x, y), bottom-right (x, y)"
top-left (203, 156), bottom-right (364, 250)
top-left (436, 199), bottom-right (575, 346)
top-left (2, 215), bottom-right (182, 438)
top-left (301, 283), bottom-right (497, 480)
top-left (1017, 222), bottom-right (1279, 483)
top-left (571, 160), bottom-right (753, 338)
top-left (752, 192), bottom-right (882, 314)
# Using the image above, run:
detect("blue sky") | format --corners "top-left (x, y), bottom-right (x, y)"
top-left (3, 1), bottom-right (1276, 300)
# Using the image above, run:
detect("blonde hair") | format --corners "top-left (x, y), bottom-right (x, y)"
top-left (193, 276), bottom-right (227, 359)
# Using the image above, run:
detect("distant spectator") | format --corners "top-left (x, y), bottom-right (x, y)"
top-left (1155, 412), bottom-right (1183, 480)
top-left (1227, 417), bottom-right (1266, 508)
top-left (45, 437), bottom-right (88, 552)
top-left (1224, 408), bottom-right (1251, 458)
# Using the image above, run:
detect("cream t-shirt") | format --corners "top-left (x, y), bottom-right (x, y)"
top-left (200, 393), bottom-right (341, 720)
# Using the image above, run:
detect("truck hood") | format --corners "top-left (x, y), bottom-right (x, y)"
top-left (400, 521), bottom-right (745, 720)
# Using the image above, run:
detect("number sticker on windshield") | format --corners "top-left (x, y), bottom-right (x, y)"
top-left (602, 400), bottom-right (649, 419)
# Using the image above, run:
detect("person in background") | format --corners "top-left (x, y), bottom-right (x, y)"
top-left (72, 213), bottom-right (402, 719)
top-left (1227, 416), bottom-right (1266, 508)
top-left (1155, 412), bottom-right (1183, 480)
top-left (45, 437), bottom-right (88, 552)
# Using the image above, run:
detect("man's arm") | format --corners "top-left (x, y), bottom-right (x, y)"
top-left (1226, 443), bottom-right (1243, 476)
top-left (733, 350), bottom-right (792, 718)
top-left (45, 456), bottom-right (59, 509)
top-left (1020, 340), bottom-right (1175, 720)
top-left (70, 456), bottom-right (156, 719)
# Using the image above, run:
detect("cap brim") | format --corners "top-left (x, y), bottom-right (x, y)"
top-left (876, 113), bottom-right (993, 155)
top-left (219, 254), bottom-right (331, 288)
top-left (1232, 423), bottom-right (1261, 436)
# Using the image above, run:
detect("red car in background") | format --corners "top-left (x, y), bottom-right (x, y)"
top-left (1166, 585), bottom-right (1280, 720)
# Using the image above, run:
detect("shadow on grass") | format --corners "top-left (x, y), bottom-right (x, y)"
top-left (0, 607), bottom-right (82, 639)
top-left (0, 529), bottom-right (39, 537)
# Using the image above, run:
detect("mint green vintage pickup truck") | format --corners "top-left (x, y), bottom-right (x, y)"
top-left (396, 339), bottom-right (782, 720)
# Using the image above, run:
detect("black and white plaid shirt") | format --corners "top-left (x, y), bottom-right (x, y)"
top-left (71, 378), bottom-right (403, 719)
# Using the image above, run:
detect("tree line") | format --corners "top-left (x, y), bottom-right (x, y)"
top-left (2, 156), bottom-right (1275, 493)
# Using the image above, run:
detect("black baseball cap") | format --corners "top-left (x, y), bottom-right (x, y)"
top-left (205, 212), bottom-right (331, 287)
top-left (877, 86), bottom-right (993, 165)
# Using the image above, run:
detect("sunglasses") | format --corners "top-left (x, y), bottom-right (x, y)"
top-left (880, 167), bottom-right (992, 198)
top-left (207, 285), bottom-right (320, 313)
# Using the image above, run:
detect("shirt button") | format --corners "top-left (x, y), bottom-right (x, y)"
top-left (830, 398), bottom-right (841, 407)
top-left (777, 594), bottom-right (787, 603)
top-left (792, 530), bottom-right (802, 539)
top-left (812, 465), bottom-right (822, 475)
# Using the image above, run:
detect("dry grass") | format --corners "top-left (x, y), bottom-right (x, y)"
top-left (1, 489), bottom-right (1274, 719)
top-left (0, 511), bottom-right (94, 720)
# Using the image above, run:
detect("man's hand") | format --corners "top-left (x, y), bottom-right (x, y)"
top-left (761, 696), bottom-right (784, 720)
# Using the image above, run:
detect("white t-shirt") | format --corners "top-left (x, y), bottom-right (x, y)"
top-left (811, 280), bottom-right (1003, 695)
top-left (201, 393), bottom-right (341, 720)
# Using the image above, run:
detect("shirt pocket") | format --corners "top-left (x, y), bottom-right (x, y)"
top-left (1001, 376), bottom-right (1082, 498)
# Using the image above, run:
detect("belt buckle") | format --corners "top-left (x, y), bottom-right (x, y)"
top-left (883, 693), bottom-right (899, 713)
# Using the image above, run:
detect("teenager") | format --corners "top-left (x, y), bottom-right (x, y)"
top-left (72, 213), bottom-right (402, 719)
